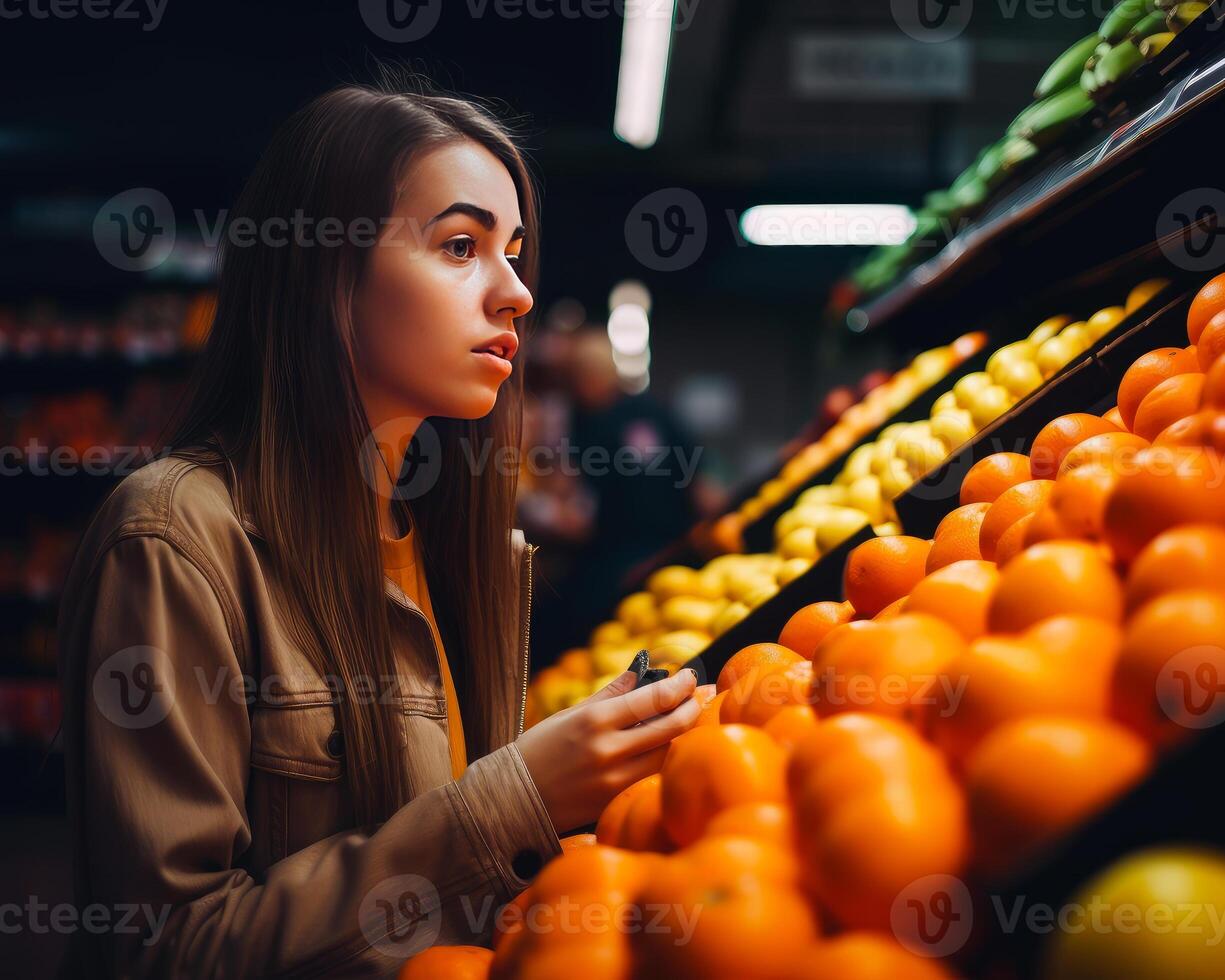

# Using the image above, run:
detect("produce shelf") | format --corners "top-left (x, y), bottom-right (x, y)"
top-left (854, 22), bottom-right (1225, 338)
top-left (895, 285), bottom-right (1192, 536)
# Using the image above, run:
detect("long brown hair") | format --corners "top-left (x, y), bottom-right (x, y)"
top-left (166, 77), bottom-right (539, 824)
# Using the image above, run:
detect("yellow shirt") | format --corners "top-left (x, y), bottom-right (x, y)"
top-left (381, 527), bottom-right (467, 779)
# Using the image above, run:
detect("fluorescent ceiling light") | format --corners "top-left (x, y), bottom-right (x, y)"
top-left (614, 1), bottom-right (677, 149)
top-left (740, 205), bottom-right (917, 246)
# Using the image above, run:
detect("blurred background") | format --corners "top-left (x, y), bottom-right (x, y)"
top-left (3, 0), bottom-right (1222, 971)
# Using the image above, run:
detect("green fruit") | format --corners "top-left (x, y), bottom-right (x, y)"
top-left (1095, 40), bottom-right (1146, 89)
top-left (951, 177), bottom-right (987, 211)
top-left (1019, 86), bottom-right (1096, 145)
top-left (1167, 1), bottom-right (1209, 28)
top-left (1130, 9), bottom-right (1169, 36)
top-left (1035, 33), bottom-right (1101, 98)
top-left (1081, 66), bottom-right (1099, 93)
top-left (999, 137), bottom-right (1039, 173)
top-left (1100, 0), bottom-right (1159, 43)
top-left (976, 141), bottom-right (1008, 188)
top-left (1140, 31), bottom-right (1177, 57)
top-left (1044, 848), bottom-right (1225, 980)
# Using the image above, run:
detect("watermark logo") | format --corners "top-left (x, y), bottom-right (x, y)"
top-left (1157, 188), bottom-right (1225, 272)
top-left (625, 188), bottom-right (708, 272)
top-left (891, 873), bottom-right (974, 957)
top-left (359, 874), bottom-right (442, 958)
top-left (0, 0), bottom-right (169, 30)
top-left (359, 0), bottom-right (442, 42)
top-left (361, 418), bottom-right (444, 502)
top-left (892, 0), bottom-right (973, 43)
top-left (93, 188), bottom-right (175, 273)
top-left (92, 645), bottom-right (176, 730)
top-left (1158, 645), bottom-right (1225, 731)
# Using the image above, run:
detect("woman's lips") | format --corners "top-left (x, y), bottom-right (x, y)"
top-left (472, 349), bottom-right (513, 375)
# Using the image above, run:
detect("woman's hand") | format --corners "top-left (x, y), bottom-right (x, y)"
top-left (517, 666), bottom-right (703, 835)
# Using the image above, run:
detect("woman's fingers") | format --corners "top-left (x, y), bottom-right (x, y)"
top-left (612, 690), bottom-right (703, 758)
top-left (595, 667), bottom-right (698, 729)
top-left (583, 668), bottom-right (639, 704)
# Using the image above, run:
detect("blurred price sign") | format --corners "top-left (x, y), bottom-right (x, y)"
top-left (792, 35), bottom-right (971, 100)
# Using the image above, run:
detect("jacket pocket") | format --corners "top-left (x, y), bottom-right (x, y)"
top-left (248, 702), bottom-right (350, 867)
top-left (250, 702), bottom-right (343, 781)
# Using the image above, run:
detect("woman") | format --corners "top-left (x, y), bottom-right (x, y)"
top-left (56, 81), bottom-right (703, 977)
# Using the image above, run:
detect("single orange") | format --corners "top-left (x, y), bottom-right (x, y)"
top-left (927, 502), bottom-right (990, 572)
top-left (1112, 590), bottom-right (1225, 750)
top-left (1057, 431), bottom-right (1151, 477)
top-left (1132, 373), bottom-right (1207, 442)
top-left (788, 714), bottom-right (967, 931)
top-left (777, 601), bottom-right (854, 660)
top-left (761, 704), bottom-right (821, 754)
top-left (634, 838), bottom-right (815, 980)
top-left (872, 596), bottom-right (909, 620)
top-left (659, 724), bottom-right (787, 846)
top-left (1188, 272), bottom-right (1225, 345)
top-left (783, 935), bottom-right (956, 980)
top-left (812, 614), bottom-right (966, 734)
top-left (905, 559), bottom-right (1001, 640)
top-left (720, 660), bottom-right (814, 727)
top-left (716, 642), bottom-right (804, 693)
top-left (931, 616), bottom-right (1122, 767)
top-left (560, 833), bottom-right (598, 853)
top-left (616, 774), bottom-right (672, 852)
top-left (960, 452), bottom-right (1033, 506)
top-left (704, 801), bottom-right (795, 848)
top-left (1125, 524), bottom-right (1225, 612)
top-left (994, 513), bottom-right (1036, 565)
top-left (1156, 409), bottom-right (1225, 452)
top-left (1102, 405), bottom-right (1126, 429)
top-left (1030, 413), bottom-right (1122, 479)
top-left (1197, 309), bottom-right (1225, 370)
top-left (979, 480), bottom-right (1055, 561)
top-left (842, 536), bottom-right (933, 619)
top-left (1102, 446), bottom-right (1225, 564)
top-left (596, 774), bottom-right (663, 846)
top-left (709, 512), bottom-right (745, 555)
top-left (1046, 462), bottom-right (1119, 540)
top-left (965, 716), bottom-right (1151, 878)
top-left (400, 946), bottom-right (493, 980)
top-left (988, 540), bottom-right (1123, 632)
top-left (1117, 346), bottom-right (1201, 430)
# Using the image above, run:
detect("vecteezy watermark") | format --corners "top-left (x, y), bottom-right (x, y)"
top-left (1157, 188), bottom-right (1225, 273)
top-left (1157, 645), bottom-right (1225, 731)
top-left (92, 646), bottom-right (177, 730)
top-left (93, 189), bottom-right (476, 272)
top-left (0, 0), bottom-right (168, 30)
top-left (0, 898), bottom-right (172, 946)
top-left (625, 188), bottom-right (709, 273)
top-left (891, 874), bottom-right (975, 957)
top-left (461, 892), bottom-right (703, 945)
top-left (891, 875), bottom-right (1225, 957)
top-left (0, 441), bottom-right (169, 478)
top-left (358, 0), bottom-right (698, 44)
top-left (891, 0), bottom-right (974, 43)
top-left (361, 418), bottom-right (706, 502)
top-left (359, 875), bottom-right (443, 959)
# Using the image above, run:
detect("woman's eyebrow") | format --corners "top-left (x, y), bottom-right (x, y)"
top-left (426, 202), bottom-right (526, 240)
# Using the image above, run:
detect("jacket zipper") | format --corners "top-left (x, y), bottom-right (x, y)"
top-left (518, 543), bottom-right (535, 736)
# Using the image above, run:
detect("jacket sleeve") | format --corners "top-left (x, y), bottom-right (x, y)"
top-left (61, 533), bottom-right (561, 979)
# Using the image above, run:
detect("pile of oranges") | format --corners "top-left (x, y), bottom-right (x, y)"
top-left (415, 273), bottom-right (1225, 979)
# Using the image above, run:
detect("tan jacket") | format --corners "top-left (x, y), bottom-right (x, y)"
top-left (56, 445), bottom-right (560, 979)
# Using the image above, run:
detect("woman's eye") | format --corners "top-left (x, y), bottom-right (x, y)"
top-left (443, 237), bottom-right (477, 260)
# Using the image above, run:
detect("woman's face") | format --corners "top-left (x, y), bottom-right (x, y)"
top-left (353, 140), bottom-right (534, 425)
